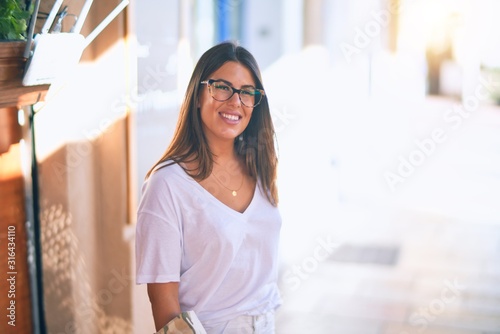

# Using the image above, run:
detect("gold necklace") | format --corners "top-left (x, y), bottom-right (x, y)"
top-left (212, 171), bottom-right (244, 196)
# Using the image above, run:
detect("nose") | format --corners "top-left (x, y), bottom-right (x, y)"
top-left (227, 89), bottom-right (242, 106)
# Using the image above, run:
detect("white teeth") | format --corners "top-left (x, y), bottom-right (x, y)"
top-left (221, 113), bottom-right (239, 121)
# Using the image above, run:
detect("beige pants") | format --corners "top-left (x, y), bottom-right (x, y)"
top-left (204, 312), bottom-right (275, 334)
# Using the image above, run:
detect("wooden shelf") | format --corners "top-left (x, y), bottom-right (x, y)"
top-left (0, 81), bottom-right (50, 109)
top-left (0, 41), bottom-right (50, 109)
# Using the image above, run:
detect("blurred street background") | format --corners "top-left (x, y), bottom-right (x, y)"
top-left (131, 1), bottom-right (500, 332)
top-left (130, 0), bottom-right (500, 333)
top-left (26, 0), bottom-right (500, 333)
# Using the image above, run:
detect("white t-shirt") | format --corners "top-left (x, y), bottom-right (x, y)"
top-left (135, 162), bottom-right (282, 326)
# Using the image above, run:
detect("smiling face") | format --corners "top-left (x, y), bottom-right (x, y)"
top-left (199, 61), bottom-right (256, 146)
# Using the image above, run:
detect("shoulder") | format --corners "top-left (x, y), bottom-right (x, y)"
top-left (142, 161), bottom-right (189, 193)
top-left (149, 160), bottom-right (189, 181)
top-left (138, 162), bottom-right (193, 215)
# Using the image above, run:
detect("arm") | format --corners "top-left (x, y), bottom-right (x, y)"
top-left (147, 282), bottom-right (182, 331)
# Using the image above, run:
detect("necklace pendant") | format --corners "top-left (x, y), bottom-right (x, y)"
top-left (232, 190), bottom-right (237, 196)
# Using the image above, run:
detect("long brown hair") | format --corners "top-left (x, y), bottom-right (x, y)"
top-left (146, 41), bottom-right (279, 205)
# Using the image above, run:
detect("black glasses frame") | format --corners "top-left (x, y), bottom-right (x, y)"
top-left (200, 79), bottom-right (266, 107)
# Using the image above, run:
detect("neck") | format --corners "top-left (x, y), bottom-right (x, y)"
top-left (209, 140), bottom-right (239, 166)
top-left (212, 148), bottom-right (245, 179)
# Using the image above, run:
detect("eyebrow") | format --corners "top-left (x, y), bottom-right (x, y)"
top-left (211, 78), bottom-right (256, 89)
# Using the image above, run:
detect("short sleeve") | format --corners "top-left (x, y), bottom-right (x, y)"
top-left (135, 171), bottom-right (182, 284)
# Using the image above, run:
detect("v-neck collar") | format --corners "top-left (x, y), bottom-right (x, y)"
top-left (173, 162), bottom-right (259, 216)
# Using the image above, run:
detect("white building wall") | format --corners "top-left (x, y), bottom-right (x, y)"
top-left (243, 0), bottom-right (284, 70)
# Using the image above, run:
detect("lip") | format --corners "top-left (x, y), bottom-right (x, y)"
top-left (219, 111), bottom-right (242, 124)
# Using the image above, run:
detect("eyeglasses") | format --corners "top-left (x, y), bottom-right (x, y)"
top-left (200, 79), bottom-right (265, 108)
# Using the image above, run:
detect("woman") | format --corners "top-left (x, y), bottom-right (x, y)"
top-left (135, 41), bottom-right (282, 333)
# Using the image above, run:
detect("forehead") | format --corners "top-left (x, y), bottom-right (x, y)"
top-left (209, 61), bottom-right (255, 86)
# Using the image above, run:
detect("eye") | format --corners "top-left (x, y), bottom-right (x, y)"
top-left (241, 89), bottom-right (257, 96)
top-left (213, 83), bottom-right (231, 91)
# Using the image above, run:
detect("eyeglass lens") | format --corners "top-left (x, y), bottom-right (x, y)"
top-left (209, 81), bottom-right (261, 107)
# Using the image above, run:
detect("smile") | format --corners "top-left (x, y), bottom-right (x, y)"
top-left (220, 112), bottom-right (241, 121)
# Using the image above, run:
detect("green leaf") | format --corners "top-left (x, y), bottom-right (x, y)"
top-left (0, 0), bottom-right (30, 40)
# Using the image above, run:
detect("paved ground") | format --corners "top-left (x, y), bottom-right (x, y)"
top-left (269, 52), bottom-right (500, 333)
top-left (275, 202), bottom-right (500, 333)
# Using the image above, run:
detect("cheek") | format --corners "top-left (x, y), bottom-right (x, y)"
top-left (200, 100), bottom-right (220, 118)
top-left (199, 90), bottom-right (222, 110)
top-left (244, 108), bottom-right (254, 121)
top-left (199, 99), bottom-right (223, 126)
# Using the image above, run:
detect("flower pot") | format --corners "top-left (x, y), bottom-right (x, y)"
top-left (0, 41), bottom-right (27, 82)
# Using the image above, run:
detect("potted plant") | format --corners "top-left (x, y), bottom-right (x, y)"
top-left (0, 0), bottom-right (32, 82)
